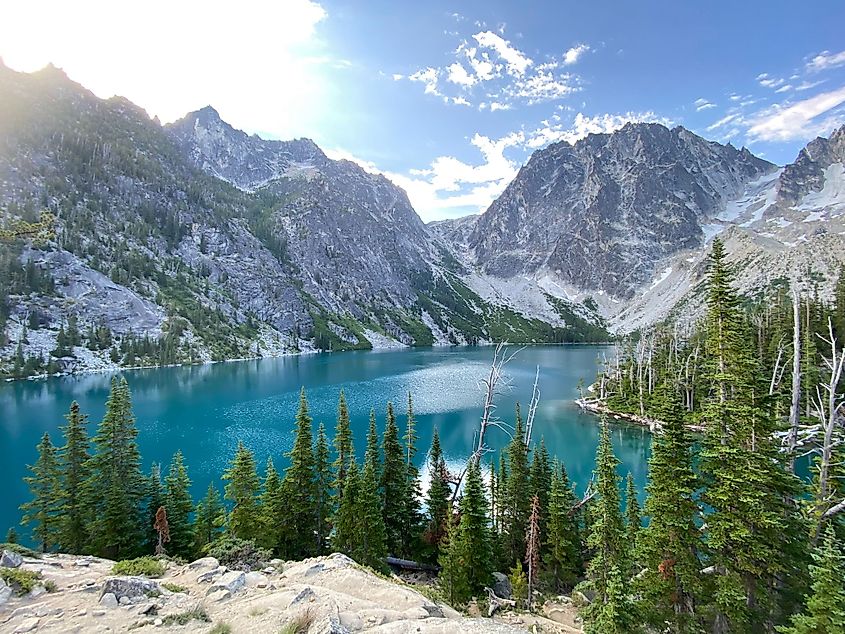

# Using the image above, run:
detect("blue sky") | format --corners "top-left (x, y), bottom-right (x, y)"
top-left (2, 0), bottom-right (845, 220)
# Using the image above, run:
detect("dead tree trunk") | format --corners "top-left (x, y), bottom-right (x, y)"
top-left (787, 283), bottom-right (802, 471)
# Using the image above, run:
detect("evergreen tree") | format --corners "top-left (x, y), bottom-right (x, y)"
top-left (314, 422), bottom-right (332, 555)
top-left (332, 389), bottom-right (353, 499)
top-left (144, 464), bottom-right (165, 553)
top-left (164, 450), bottom-right (194, 559)
top-left (635, 381), bottom-right (703, 632)
top-left (624, 472), bottom-right (641, 572)
top-left (195, 483), bottom-right (224, 551)
top-left (584, 420), bottom-right (631, 630)
top-left (438, 512), bottom-right (463, 606)
top-left (57, 401), bottom-right (91, 554)
top-left (543, 461), bottom-right (583, 591)
top-left (279, 388), bottom-right (317, 559)
top-left (525, 494), bottom-right (542, 609)
top-left (332, 460), bottom-right (360, 556)
top-left (86, 377), bottom-right (145, 558)
top-left (699, 238), bottom-right (807, 631)
top-left (502, 409), bottom-right (531, 568)
top-left (222, 441), bottom-right (261, 541)
top-left (20, 432), bottom-right (60, 552)
top-left (355, 454), bottom-right (388, 571)
top-left (364, 408), bottom-right (381, 481)
top-left (530, 438), bottom-right (553, 547)
top-left (6, 527), bottom-right (18, 543)
top-left (586, 564), bottom-right (639, 634)
top-left (424, 427), bottom-right (451, 560)
top-left (259, 458), bottom-right (284, 551)
top-left (401, 393), bottom-right (423, 559)
top-left (778, 525), bottom-right (845, 634)
top-left (510, 559), bottom-right (529, 609)
top-left (381, 402), bottom-right (406, 555)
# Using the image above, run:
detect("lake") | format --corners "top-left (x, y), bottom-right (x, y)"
top-left (0, 345), bottom-right (652, 539)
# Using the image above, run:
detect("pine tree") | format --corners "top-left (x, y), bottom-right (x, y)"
top-left (20, 432), bottom-right (60, 552)
top-left (163, 451), bottom-right (194, 559)
top-left (57, 401), bottom-right (91, 554)
top-left (510, 559), bottom-right (529, 609)
top-left (624, 472), bottom-right (641, 572)
top-left (424, 427), bottom-right (451, 560)
top-left (314, 422), bottom-right (332, 555)
top-left (279, 388), bottom-right (317, 559)
top-left (502, 410), bottom-right (531, 568)
top-left (381, 402), bottom-right (406, 555)
top-left (332, 389), bottom-right (353, 499)
top-left (543, 461), bottom-right (583, 591)
top-left (401, 393), bottom-right (423, 559)
top-left (6, 527), bottom-right (18, 544)
top-left (530, 438), bottom-right (553, 548)
top-left (222, 441), bottom-right (261, 541)
top-left (355, 454), bottom-right (388, 571)
top-left (364, 408), bottom-right (381, 482)
top-left (584, 420), bottom-right (631, 630)
top-left (438, 512), bottom-right (463, 606)
top-left (86, 377), bottom-right (145, 558)
top-left (635, 381), bottom-right (703, 632)
top-left (144, 464), bottom-right (165, 553)
top-left (699, 238), bottom-right (807, 631)
top-left (586, 564), bottom-right (639, 634)
top-left (525, 494), bottom-right (541, 610)
top-left (195, 483), bottom-right (224, 551)
top-left (259, 458), bottom-right (284, 551)
top-left (332, 460), bottom-right (360, 556)
top-left (778, 525), bottom-right (845, 634)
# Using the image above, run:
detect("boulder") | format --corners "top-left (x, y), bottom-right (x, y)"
top-left (196, 566), bottom-right (227, 583)
top-left (207, 589), bottom-right (231, 602)
top-left (244, 571), bottom-right (268, 587)
top-left (187, 556), bottom-right (219, 570)
top-left (100, 576), bottom-right (161, 601)
top-left (13, 618), bottom-right (39, 634)
top-left (491, 572), bottom-right (512, 599)
top-left (0, 550), bottom-right (24, 568)
top-left (99, 592), bottom-right (119, 609)
top-left (0, 582), bottom-right (12, 606)
top-left (206, 571), bottom-right (245, 595)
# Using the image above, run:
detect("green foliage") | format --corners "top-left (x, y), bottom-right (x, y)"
top-left (400, 393), bottom-right (423, 559)
top-left (354, 454), bottom-right (388, 571)
top-left (585, 564), bottom-right (640, 634)
top-left (279, 388), bottom-right (317, 559)
top-left (424, 427), bottom-right (451, 561)
top-left (509, 560), bottom-right (528, 610)
top-left (164, 450), bottom-right (195, 559)
top-left (778, 525), bottom-right (845, 634)
top-left (381, 402), bottom-right (406, 556)
top-left (86, 377), bottom-right (145, 558)
top-left (161, 606), bottom-right (211, 626)
top-left (205, 536), bottom-right (271, 572)
top-left (0, 568), bottom-right (42, 596)
top-left (111, 556), bottom-right (167, 577)
top-left (56, 401), bottom-right (91, 554)
top-left (259, 458), bottom-right (284, 552)
top-left (222, 441), bottom-right (261, 541)
top-left (501, 409), bottom-right (531, 568)
top-left (543, 461), bottom-right (583, 591)
top-left (332, 461), bottom-right (361, 556)
top-left (0, 542), bottom-right (40, 558)
top-left (162, 582), bottom-right (187, 593)
top-left (332, 389), bottom-right (354, 499)
top-left (209, 624), bottom-right (233, 634)
top-left (194, 483), bottom-right (225, 551)
top-left (20, 431), bottom-right (61, 552)
top-left (314, 422), bottom-right (332, 555)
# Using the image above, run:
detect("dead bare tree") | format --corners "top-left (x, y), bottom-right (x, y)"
top-left (808, 318), bottom-right (845, 540)
top-left (523, 366), bottom-right (540, 445)
top-left (787, 282), bottom-right (802, 470)
top-left (525, 495), bottom-right (541, 611)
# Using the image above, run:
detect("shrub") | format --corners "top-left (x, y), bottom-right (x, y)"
top-left (279, 608), bottom-right (314, 634)
top-left (161, 582), bottom-right (187, 593)
top-left (0, 568), bottom-right (41, 596)
top-left (44, 579), bottom-right (58, 593)
top-left (161, 605), bottom-right (210, 626)
top-left (205, 537), bottom-right (270, 572)
top-left (0, 542), bottom-right (41, 558)
top-left (111, 556), bottom-right (167, 578)
top-left (210, 624), bottom-right (232, 634)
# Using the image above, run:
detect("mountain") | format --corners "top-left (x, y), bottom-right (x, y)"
top-left (434, 123), bottom-right (845, 332)
top-left (0, 63), bottom-right (598, 378)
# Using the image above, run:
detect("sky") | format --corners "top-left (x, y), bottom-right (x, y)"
top-left (2, 1), bottom-right (845, 222)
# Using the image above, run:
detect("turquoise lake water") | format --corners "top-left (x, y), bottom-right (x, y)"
top-left (0, 345), bottom-right (652, 538)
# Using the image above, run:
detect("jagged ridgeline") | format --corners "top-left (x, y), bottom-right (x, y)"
top-left (0, 62), bottom-right (606, 379)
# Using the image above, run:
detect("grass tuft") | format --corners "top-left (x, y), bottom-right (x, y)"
top-left (111, 556), bottom-right (166, 578)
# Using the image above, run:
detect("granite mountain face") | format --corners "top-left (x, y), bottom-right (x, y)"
top-left (1, 61), bottom-right (844, 377)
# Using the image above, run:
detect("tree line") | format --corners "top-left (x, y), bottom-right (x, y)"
top-left (16, 237), bottom-right (845, 632)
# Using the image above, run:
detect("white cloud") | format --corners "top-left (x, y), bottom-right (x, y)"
top-left (746, 85), bottom-right (845, 141)
top-left (446, 62), bottom-right (477, 87)
top-left (758, 74), bottom-right (786, 89)
top-left (409, 67), bottom-right (442, 96)
top-left (0, 0), bottom-right (328, 138)
top-left (563, 44), bottom-right (590, 65)
top-left (807, 50), bottom-right (845, 72)
top-left (392, 73), bottom-right (404, 81)
top-left (775, 84), bottom-right (792, 93)
top-left (451, 96), bottom-right (472, 106)
top-left (695, 98), bottom-right (716, 111)
top-left (707, 113), bottom-right (741, 131)
top-left (490, 102), bottom-right (511, 111)
top-left (472, 31), bottom-right (532, 76)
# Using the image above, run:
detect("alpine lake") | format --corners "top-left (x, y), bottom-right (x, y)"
top-left (0, 344), bottom-right (652, 536)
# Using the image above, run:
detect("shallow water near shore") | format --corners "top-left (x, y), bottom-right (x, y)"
top-left (0, 345), bottom-right (652, 538)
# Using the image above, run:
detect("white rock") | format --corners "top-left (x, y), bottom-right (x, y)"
top-left (13, 618), bottom-right (39, 633)
top-left (118, 595), bottom-right (131, 605)
top-left (99, 592), bottom-right (119, 608)
top-left (244, 571), bottom-right (267, 587)
top-left (154, 618), bottom-right (163, 626)
top-left (0, 550), bottom-right (24, 568)
top-left (187, 556), bottom-right (219, 570)
top-left (206, 570), bottom-right (245, 595)
top-left (92, 609), bottom-right (106, 617)
top-left (0, 584), bottom-right (12, 606)
top-left (207, 589), bottom-right (231, 602)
